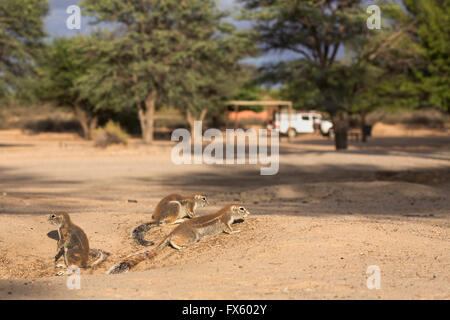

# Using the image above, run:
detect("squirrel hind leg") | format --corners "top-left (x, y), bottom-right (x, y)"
top-left (159, 201), bottom-right (182, 222)
top-left (169, 240), bottom-right (183, 250)
top-left (169, 232), bottom-right (197, 250)
top-left (65, 250), bottom-right (88, 268)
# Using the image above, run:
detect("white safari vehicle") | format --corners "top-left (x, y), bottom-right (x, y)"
top-left (272, 111), bottom-right (333, 138)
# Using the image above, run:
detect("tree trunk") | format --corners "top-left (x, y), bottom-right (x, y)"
top-left (186, 109), bottom-right (208, 133)
top-left (200, 109), bottom-right (207, 122)
top-left (332, 111), bottom-right (348, 150)
top-left (138, 91), bottom-right (157, 144)
top-left (89, 116), bottom-right (98, 138)
top-left (74, 105), bottom-right (97, 140)
top-left (360, 111), bottom-right (367, 143)
top-left (186, 110), bottom-right (195, 133)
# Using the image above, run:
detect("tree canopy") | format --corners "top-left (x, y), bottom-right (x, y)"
top-left (402, 0), bottom-right (449, 111)
top-left (239, 0), bottom-right (369, 148)
top-left (239, 0), bottom-right (444, 149)
top-left (0, 0), bottom-right (48, 103)
top-left (77, 0), bottom-right (253, 142)
top-left (38, 36), bottom-right (101, 139)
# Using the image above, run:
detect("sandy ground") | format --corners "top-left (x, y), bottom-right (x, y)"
top-left (0, 129), bottom-right (449, 299)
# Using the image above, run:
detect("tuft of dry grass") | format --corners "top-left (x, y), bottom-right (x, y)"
top-left (94, 121), bottom-right (129, 148)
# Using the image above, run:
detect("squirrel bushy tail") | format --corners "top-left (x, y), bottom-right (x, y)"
top-left (89, 249), bottom-right (109, 268)
top-left (131, 221), bottom-right (160, 246)
top-left (107, 238), bottom-right (170, 275)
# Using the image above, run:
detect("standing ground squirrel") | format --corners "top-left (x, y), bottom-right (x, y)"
top-left (108, 204), bottom-right (250, 274)
top-left (131, 193), bottom-right (208, 246)
top-left (48, 212), bottom-right (109, 275)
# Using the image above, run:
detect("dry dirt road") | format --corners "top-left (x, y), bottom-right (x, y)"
top-left (0, 130), bottom-right (449, 299)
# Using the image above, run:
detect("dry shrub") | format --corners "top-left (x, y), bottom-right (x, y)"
top-left (94, 121), bottom-right (129, 148)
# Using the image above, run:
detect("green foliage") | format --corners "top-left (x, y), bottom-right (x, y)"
top-left (403, 0), bottom-right (450, 111)
top-left (232, 75), bottom-right (264, 111)
top-left (240, 0), bottom-right (367, 68)
top-left (71, 32), bottom-right (132, 114)
top-left (349, 0), bottom-right (449, 114)
top-left (39, 37), bottom-right (91, 109)
top-left (244, 0), bottom-right (447, 118)
top-left (173, 28), bottom-right (255, 119)
top-left (77, 0), bottom-right (255, 132)
top-left (37, 36), bottom-right (110, 139)
top-left (0, 0), bottom-right (48, 104)
top-left (239, 0), bottom-right (368, 115)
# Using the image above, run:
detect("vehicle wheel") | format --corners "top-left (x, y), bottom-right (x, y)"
top-left (287, 128), bottom-right (297, 140)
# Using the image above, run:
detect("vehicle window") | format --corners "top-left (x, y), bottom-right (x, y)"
top-left (302, 115), bottom-right (309, 121)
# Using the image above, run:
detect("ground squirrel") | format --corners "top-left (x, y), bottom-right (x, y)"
top-left (131, 193), bottom-right (209, 246)
top-left (48, 212), bottom-right (109, 275)
top-left (108, 204), bottom-right (250, 274)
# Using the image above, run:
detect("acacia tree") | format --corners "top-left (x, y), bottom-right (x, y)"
top-left (342, 0), bottom-right (436, 141)
top-left (399, 0), bottom-right (449, 112)
top-left (242, 0), bottom-right (433, 149)
top-left (0, 0), bottom-right (48, 104)
top-left (176, 33), bottom-right (255, 132)
top-left (79, 0), bottom-right (249, 143)
top-left (38, 37), bottom-right (101, 140)
top-left (240, 0), bottom-right (370, 149)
